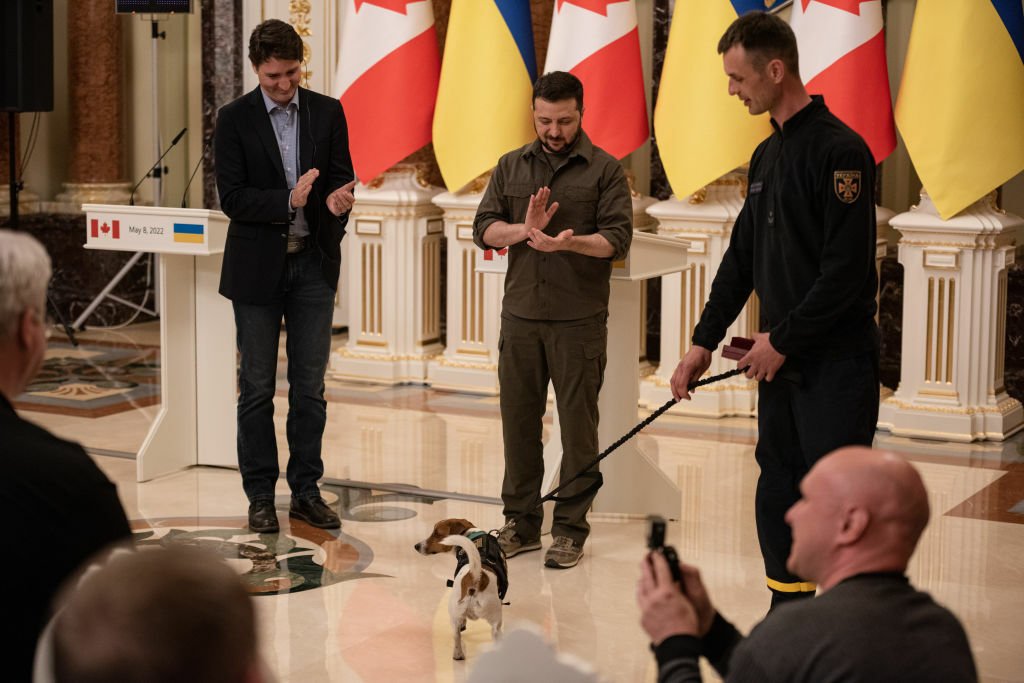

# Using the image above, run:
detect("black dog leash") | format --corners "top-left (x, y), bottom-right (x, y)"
top-left (492, 367), bottom-right (748, 539)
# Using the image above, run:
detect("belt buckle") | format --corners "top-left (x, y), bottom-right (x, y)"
top-left (286, 234), bottom-right (306, 254)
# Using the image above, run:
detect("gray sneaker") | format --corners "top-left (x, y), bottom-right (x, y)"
top-left (544, 536), bottom-right (583, 569)
top-left (497, 527), bottom-right (542, 558)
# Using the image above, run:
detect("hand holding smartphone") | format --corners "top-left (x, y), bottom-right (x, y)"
top-left (647, 515), bottom-right (684, 587)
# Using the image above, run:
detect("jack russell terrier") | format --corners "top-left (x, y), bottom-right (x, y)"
top-left (414, 518), bottom-right (509, 660)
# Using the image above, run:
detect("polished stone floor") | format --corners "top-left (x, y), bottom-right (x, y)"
top-left (21, 323), bottom-right (1024, 682)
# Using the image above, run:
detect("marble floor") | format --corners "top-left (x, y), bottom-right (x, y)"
top-left (20, 322), bottom-right (1024, 682)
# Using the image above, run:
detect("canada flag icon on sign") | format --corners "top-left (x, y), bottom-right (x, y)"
top-left (90, 218), bottom-right (120, 239)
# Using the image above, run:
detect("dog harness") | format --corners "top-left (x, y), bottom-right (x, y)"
top-left (447, 530), bottom-right (509, 600)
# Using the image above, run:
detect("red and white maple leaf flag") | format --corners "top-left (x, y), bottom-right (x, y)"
top-left (790, 0), bottom-right (896, 163)
top-left (544, 0), bottom-right (649, 160)
top-left (335, 0), bottom-right (441, 182)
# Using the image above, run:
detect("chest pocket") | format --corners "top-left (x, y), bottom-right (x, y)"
top-left (561, 185), bottom-right (598, 202)
top-left (504, 182), bottom-right (533, 199)
top-left (503, 182), bottom-right (533, 221)
top-left (557, 185), bottom-right (599, 233)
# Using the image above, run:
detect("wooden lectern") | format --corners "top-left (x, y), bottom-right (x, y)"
top-left (83, 204), bottom-right (236, 481)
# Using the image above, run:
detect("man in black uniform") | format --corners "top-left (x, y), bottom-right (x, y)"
top-left (669, 11), bottom-right (879, 608)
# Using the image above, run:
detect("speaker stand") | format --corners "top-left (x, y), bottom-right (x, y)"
top-left (7, 112), bottom-right (78, 346)
top-left (7, 113), bottom-right (18, 228)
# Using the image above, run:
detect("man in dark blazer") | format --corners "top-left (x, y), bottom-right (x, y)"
top-left (215, 19), bottom-right (356, 533)
top-left (0, 230), bottom-right (133, 682)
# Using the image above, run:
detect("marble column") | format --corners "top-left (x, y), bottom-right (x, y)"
top-left (649, 0), bottom-right (672, 201)
top-left (631, 175), bottom-right (658, 370)
top-left (201, 0), bottom-right (244, 210)
top-left (56, 0), bottom-right (131, 209)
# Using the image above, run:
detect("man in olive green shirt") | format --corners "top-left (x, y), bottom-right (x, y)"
top-left (473, 71), bottom-right (632, 569)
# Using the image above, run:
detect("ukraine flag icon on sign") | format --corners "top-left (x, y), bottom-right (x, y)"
top-left (173, 223), bottom-right (205, 244)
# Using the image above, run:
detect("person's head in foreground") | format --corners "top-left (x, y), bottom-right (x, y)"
top-left (639, 446), bottom-right (931, 642)
top-left (51, 545), bottom-right (263, 683)
top-left (783, 445), bottom-right (930, 590)
top-left (0, 229), bottom-right (52, 400)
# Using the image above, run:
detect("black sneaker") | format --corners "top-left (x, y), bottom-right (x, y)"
top-left (289, 497), bottom-right (341, 529)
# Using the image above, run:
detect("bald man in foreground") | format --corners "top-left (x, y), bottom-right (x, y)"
top-left (637, 448), bottom-right (977, 682)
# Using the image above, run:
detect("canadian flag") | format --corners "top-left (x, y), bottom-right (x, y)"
top-left (335, 0), bottom-right (441, 182)
top-left (544, 0), bottom-right (648, 160)
top-left (790, 0), bottom-right (896, 163)
top-left (90, 218), bottom-right (120, 239)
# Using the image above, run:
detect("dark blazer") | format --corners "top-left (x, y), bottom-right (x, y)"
top-left (214, 86), bottom-right (355, 304)
top-left (1, 394), bottom-right (132, 681)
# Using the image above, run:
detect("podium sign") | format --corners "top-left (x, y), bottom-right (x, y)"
top-left (84, 205), bottom-right (226, 255)
top-left (82, 204), bottom-right (236, 481)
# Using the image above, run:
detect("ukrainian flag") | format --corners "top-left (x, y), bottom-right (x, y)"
top-left (654, 0), bottom-right (771, 199)
top-left (173, 223), bottom-right (205, 244)
top-left (433, 0), bottom-right (536, 192)
top-left (895, 0), bottom-right (1024, 219)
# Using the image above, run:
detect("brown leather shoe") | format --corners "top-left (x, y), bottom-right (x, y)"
top-left (248, 501), bottom-right (280, 533)
top-left (289, 497), bottom-right (341, 529)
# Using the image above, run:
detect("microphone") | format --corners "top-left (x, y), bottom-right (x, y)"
top-left (180, 136), bottom-right (212, 208)
top-left (129, 127), bottom-right (187, 206)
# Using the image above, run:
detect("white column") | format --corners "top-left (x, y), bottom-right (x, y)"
top-left (639, 174), bottom-right (758, 417)
top-left (877, 192), bottom-right (1023, 442)
top-left (330, 166), bottom-right (444, 384)
top-left (427, 189), bottom-right (504, 395)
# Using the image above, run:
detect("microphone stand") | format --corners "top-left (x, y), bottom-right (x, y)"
top-left (129, 126), bottom-right (186, 206)
top-left (180, 137), bottom-right (211, 208)
top-left (73, 126), bottom-right (185, 332)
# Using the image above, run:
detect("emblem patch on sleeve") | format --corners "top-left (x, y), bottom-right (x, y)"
top-left (833, 171), bottom-right (862, 203)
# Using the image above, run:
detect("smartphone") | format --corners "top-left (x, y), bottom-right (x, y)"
top-left (647, 515), bottom-right (684, 586)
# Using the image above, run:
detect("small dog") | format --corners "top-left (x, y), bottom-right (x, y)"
top-left (415, 519), bottom-right (507, 660)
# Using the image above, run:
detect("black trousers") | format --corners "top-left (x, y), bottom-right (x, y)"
top-left (755, 352), bottom-right (879, 607)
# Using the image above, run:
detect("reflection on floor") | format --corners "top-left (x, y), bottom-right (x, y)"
top-left (22, 323), bottom-right (1024, 682)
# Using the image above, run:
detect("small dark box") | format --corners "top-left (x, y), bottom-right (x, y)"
top-left (722, 336), bottom-right (754, 361)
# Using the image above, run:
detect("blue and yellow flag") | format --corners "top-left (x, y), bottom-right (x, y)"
top-left (895, 0), bottom-right (1024, 219)
top-left (173, 223), bottom-right (204, 244)
top-left (433, 0), bottom-right (536, 192)
top-left (654, 0), bottom-right (771, 199)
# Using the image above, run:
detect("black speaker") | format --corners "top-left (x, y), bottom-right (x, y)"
top-left (0, 0), bottom-right (54, 112)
